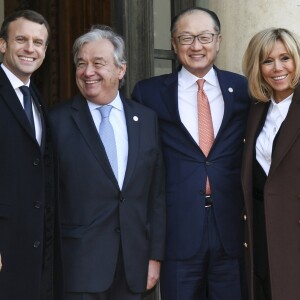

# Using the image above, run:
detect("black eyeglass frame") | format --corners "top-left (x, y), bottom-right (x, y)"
top-left (176, 33), bottom-right (219, 45)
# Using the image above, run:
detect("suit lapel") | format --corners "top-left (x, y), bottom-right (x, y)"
top-left (71, 95), bottom-right (119, 187)
top-left (269, 87), bottom-right (300, 176)
top-left (245, 100), bottom-right (270, 155)
top-left (122, 95), bottom-right (140, 190)
top-left (0, 68), bottom-right (38, 143)
top-left (161, 72), bottom-right (182, 124)
top-left (30, 85), bottom-right (46, 152)
top-left (162, 72), bottom-right (202, 149)
top-left (214, 68), bottom-right (236, 143)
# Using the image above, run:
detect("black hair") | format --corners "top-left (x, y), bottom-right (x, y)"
top-left (0, 9), bottom-right (50, 45)
top-left (170, 7), bottom-right (221, 36)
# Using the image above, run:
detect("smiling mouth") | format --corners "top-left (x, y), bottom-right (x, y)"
top-left (272, 75), bottom-right (288, 81)
top-left (190, 54), bottom-right (205, 58)
top-left (20, 56), bottom-right (35, 62)
top-left (85, 80), bottom-right (100, 84)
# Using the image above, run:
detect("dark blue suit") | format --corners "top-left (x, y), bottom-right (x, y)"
top-left (132, 66), bottom-right (251, 299)
top-left (49, 93), bottom-right (165, 296)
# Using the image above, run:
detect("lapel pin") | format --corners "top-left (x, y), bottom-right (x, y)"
top-left (133, 116), bottom-right (138, 121)
top-left (228, 87), bottom-right (233, 93)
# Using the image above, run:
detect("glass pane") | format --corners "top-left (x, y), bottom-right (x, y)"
top-left (153, 0), bottom-right (171, 50)
top-left (154, 59), bottom-right (172, 76)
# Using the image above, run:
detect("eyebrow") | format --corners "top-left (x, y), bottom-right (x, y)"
top-left (177, 30), bottom-right (215, 35)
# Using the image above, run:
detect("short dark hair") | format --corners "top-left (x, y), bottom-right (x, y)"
top-left (0, 9), bottom-right (50, 45)
top-left (170, 7), bottom-right (221, 36)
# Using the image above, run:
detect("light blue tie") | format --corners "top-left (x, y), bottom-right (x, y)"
top-left (98, 105), bottom-right (118, 179)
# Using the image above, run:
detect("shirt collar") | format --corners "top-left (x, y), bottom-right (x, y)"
top-left (87, 91), bottom-right (124, 112)
top-left (178, 66), bottom-right (218, 90)
top-left (1, 64), bottom-right (30, 89)
top-left (270, 93), bottom-right (293, 119)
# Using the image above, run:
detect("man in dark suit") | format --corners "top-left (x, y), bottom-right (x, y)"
top-left (0, 10), bottom-right (61, 300)
top-left (49, 25), bottom-right (165, 300)
top-left (132, 7), bottom-right (251, 300)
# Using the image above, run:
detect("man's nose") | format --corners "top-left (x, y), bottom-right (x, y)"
top-left (190, 37), bottom-right (204, 50)
top-left (24, 40), bottom-right (34, 52)
top-left (84, 64), bottom-right (95, 76)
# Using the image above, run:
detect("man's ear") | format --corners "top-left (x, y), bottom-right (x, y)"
top-left (118, 63), bottom-right (127, 80)
top-left (171, 38), bottom-right (178, 54)
top-left (0, 38), bottom-right (7, 54)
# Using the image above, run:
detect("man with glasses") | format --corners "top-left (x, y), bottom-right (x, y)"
top-left (132, 7), bottom-right (250, 300)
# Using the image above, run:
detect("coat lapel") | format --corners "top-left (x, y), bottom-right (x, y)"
top-left (0, 68), bottom-right (38, 142)
top-left (214, 67), bottom-right (236, 143)
top-left (244, 100), bottom-right (270, 161)
top-left (161, 72), bottom-right (182, 124)
top-left (71, 95), bottom-right (119, 187)
top-left (122, 95), bottom-right (140, 190)
top-left (30, 85), bottom-right (47, 152)
top-left (269, 87), bottom-right (300, 176)
top-left (162, 72), bottom-right (203, 149)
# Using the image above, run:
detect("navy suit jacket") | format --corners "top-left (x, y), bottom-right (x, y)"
top-left (0, 66), bottom-right (62, 300)
top-left (132, 66), bottom-right (251, 259)
top-left (49, 93), bottom-right (165, 293)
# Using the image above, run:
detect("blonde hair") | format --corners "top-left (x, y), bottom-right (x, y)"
top-left (242, 28), bottom-right (300, 102)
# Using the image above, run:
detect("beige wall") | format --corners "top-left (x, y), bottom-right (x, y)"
top-left (197, 0), bottom-right (300, 75)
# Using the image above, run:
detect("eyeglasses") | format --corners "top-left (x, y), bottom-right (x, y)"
top-left (177, 33), bottom-right (218, 45)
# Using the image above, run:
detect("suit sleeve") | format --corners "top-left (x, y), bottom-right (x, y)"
top-left (148, 114), bottom-right (166, 261)
top-left (132, 82), bottom-right (143, 105)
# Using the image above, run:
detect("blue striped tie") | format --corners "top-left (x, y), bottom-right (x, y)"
top-left (98, 105), bottom-right (118, 179)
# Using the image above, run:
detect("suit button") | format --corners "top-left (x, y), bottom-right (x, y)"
top-left (120, 197), bottom-right (125, 203)
top-left (33, 158), bottom-right (40, 166)
top-left (206, 161), bottom-right (212, 166)
top-left (34, 201), bottom-right (41, 208)
top-left (33, 241), bottom-right (40, 248)
top-left (243, 214), bottom-right (247, 221)
top-left (115, 227), bottom-right (121, 233)
top-left (243, 242), bottom-right (248, 248)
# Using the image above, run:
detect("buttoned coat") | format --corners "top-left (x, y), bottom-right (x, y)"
top-left (49, 94), bottom-right (165, 293)
top-left (132, 66), bottom-right (251, 261)
top-left (0, 66), bottom-right (61, 300)
top-left (241, 86), bottom-right (300, 300)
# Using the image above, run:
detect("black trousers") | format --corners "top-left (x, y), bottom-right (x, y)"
top-left (254, 275), bottom-right (271, 300)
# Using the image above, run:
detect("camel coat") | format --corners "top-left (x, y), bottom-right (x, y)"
top-left (241, 86), bottom-right (300, 300)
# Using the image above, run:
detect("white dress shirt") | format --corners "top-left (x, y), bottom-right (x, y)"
top-left (256, 94), bottom-right (292, 175)
top-left (87, 92), bottom-right (128, 189)
top-left (1, 64), bottom-right (42, 145)
top-left (178, 66), bottom-right (224, 144)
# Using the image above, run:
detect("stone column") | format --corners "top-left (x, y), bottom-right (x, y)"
top-left (0, 0), bottom-right (3, 23)
top-left (196, 0), bottom-right (300, 75)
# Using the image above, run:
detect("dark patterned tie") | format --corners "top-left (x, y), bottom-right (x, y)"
top-left (19, 86), bottom-right (35, 133)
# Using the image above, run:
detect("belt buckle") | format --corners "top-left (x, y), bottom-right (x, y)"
top-left (205, 195), bottom-right (212, 208)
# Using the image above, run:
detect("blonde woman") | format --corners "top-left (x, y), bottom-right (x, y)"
top-left (242, 28), bottom-right (300, 300)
